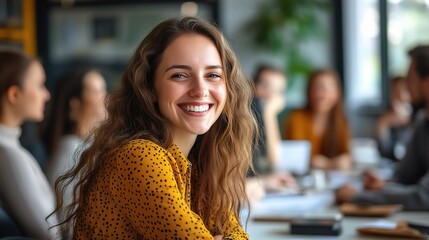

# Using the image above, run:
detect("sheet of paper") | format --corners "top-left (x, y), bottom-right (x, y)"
top-left (251, 192), bottom-right (334, 219)
top-left (360, 220), bottom-right (397, 229)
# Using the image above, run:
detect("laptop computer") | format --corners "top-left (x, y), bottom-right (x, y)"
top-left (275, 140), bottom-right (311, 175)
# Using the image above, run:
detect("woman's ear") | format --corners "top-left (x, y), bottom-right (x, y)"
top-left (6, 85), bottom-right (21, 104)
top-left (69, 97), bottom-right (81, 121)
top-left (150, 91), bottom-right (157, 103)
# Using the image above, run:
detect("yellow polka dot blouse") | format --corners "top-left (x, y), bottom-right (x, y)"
top-left (74, 139), bottom-right (248, 239)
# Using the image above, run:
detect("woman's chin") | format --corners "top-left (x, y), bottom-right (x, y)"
top-left (28, 114), bottom-right (45, 122)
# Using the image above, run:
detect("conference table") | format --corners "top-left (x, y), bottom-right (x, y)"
top-left (246, 206), bottom-right (429, 239)
top-left (244, 170), bottom-right (429, 240)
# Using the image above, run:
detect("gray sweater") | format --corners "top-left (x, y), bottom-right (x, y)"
top-left (0, 124), bottom-right (58, 239)
top-left (45, 134), bottom-right (84, 223)
top-left (352, 117), bottom-right (429, 210)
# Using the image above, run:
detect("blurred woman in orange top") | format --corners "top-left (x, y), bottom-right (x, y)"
top-left (284, 69), bottom-right (351, 170)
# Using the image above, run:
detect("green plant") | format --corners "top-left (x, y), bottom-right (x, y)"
top-left (247, 0), bottom-right (330, 85)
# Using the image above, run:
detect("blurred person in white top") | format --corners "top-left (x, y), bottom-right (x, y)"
top-left (0, 48), bottom-right (58, 239)
top-left (41, 68), bottom-right (107, 222)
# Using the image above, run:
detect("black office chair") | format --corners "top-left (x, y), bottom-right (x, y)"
top-left (0, 208), bottom-right (22, 238)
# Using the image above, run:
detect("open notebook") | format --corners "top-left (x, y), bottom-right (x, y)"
top-left (275, 140), bottom-right (311, 175)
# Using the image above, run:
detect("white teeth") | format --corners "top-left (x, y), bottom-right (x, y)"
top-left (183, 105), bottom-right (209, 112)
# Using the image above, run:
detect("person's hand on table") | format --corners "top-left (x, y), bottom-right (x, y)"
top-left (363, 170), bottom-right (385, 190)
top-left (312, 155), bottom-right (330, 169)
top-left (263, 171), bottom-right (298, 192)
top-left (335, 184), bottom-right (357, 204)
top-left (246, 177), bottom-right (266, 206)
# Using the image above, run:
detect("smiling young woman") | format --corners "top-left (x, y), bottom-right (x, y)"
top-left (51, 17), bottom-right (257, 239)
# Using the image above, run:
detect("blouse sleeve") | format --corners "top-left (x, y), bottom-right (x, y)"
top-left (223, 211), bottom-right (249, 240)
top-left (109, 142), bottom-right (214, 239)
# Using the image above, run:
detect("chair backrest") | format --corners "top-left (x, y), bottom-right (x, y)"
top-left (0, 208), bottom-right (22, 238)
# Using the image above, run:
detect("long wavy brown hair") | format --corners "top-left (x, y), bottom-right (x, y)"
top-left (51, 17), bottom-right (257, 236)
top-left (305, 69), bottom-right (350, 158)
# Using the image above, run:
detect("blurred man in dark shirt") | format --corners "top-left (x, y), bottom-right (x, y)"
top-left (336, 46), bottom-right (429, 211)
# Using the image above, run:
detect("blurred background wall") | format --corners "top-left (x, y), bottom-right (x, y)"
top-left (1, 0), bottom-right (429, 139)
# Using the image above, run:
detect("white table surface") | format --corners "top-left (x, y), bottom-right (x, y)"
top-left (244, 169), bottom-right (429, 239)
top-left (245, 209), bottom-right (429, 239)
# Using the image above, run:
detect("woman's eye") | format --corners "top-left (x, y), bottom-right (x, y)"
top-left (207, 73), bottom-right (221, 79)
top-left (171, 73), bottom-right (187, 80)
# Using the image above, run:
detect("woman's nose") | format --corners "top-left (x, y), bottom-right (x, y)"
top-left (189, 77), bottom-right (208, 98)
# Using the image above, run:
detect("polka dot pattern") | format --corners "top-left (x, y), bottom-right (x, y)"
top-left (74, 139), bottom-right (248, 239)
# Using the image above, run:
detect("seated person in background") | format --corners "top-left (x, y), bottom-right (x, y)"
top-left (41, 68), bottom-right (107, 219)
top-left (0, 49), bottom-right (58, 239)
top-left (252, 64), bottom-right (287, 172)
top-left (406, 45), bottom-right (429, 121)
top-left (284, 69), bottom-right (351, 171)
top-left (248, 65), bottom-right (297, 201)
top-left (336, 47), bottom-right (429, 211)
top-left (51, 17), bottom-right (254, 239)
top-left (377, 76), bottom-right (412, 162)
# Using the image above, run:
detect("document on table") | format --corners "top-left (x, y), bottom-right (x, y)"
top-left (251, 192), bottom-right (334, 221)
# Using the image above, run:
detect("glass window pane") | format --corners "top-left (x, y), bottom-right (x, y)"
top-left (388, 0), bottom-right (429, 76)
top-left (344, 0), bottom-right (382, 108)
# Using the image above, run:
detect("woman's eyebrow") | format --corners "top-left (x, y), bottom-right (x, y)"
top-left (206, 65), bottom-right (222, 70)
top-left (165, 65), bottom-right (222, 72)
top-left (165, 65), bottom-right (191, 72)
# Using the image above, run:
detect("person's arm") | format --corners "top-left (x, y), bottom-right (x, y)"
top-left (350, 170), bottom-right (429, 210)
top-left (393, 126), bottom-right (424, 185)
top-left (376, 113), bottom-right (391, 142)
top-left (312, 153), bottom-right (352, 171)
top-left (329, 153), bottom-right (352, 170)
top-left (376, 113), bottom-right (394, 157)
top-left (109, 142), bottom-right (214, 239)
top-left (263, 95), bottom-right (284, 166)
top-left (0, 149), bottom-right (58, 239)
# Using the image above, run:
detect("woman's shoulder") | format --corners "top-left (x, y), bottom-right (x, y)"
top-left (114, 139), bottom-right (169, 159)
top-left (111, 139), bottom-right (177, 171)
top-left (0, 142), bottom-right (41, 176)
top-left (0, 142), bottom-right (30, 162)
top-left (125, 138), bottom-right (164, 149)
top-left (60, 135), bottom-right (84, 147)
top-left (54, 135), bottom-right (85, 155)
